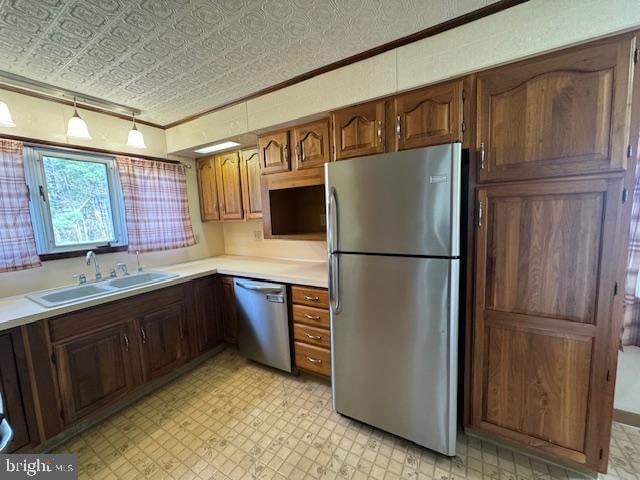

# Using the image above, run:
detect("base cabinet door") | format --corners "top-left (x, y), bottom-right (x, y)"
top-left (470, 178), bottom-right (622, 470)
top-left (138, 303), bottom-right (188, 381)
top-left (476, 35), bottom-right (635, 182)
top-left (190, 276), bottom-right (222, 358)
top-left (55, 323), bottom-right (138, 425)
top-left (0, 330), bottom-right (36, 452)
top-left (221, 276), bottom-right (238, 344)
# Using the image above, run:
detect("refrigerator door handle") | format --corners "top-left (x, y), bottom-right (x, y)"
top-left (328, 187), bottom-right (338, 254)
top-left (329, 253), bottom-right (341, 313)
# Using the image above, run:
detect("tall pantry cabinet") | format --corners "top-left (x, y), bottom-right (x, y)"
top-left (467, 33), bottom-right (638, 472)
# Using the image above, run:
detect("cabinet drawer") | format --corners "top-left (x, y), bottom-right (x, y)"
top-left (292, 305), bottom-right (330, 328)
top-left (294, 324), bottom-right (330, 349)
top-left (291, 285), bottom-right (329, 308)
top-left (294, 342), bottom-right (331, 377)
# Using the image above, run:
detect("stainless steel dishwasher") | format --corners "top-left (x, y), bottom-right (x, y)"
top-left (234, 278), bottom-right (292, 372)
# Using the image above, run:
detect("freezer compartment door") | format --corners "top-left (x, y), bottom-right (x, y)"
top-left (330, 253), bottom-right (458, 456)
top-left (234, 278), bottom-right (292, 373)
top-left (325, 143), bottom-right (461, 257)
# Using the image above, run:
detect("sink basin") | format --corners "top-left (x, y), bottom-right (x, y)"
top-left (106, 271), bottom-right (177, 289)
top-left (25, 271), bottom-right (178, 308)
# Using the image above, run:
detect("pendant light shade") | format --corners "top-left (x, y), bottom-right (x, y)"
top-left (126, 114), bottom-right (147, 149)
top-left (67, 98), bottom-right (91, 140)
top-left (0, 100), bottom-right (15, 127)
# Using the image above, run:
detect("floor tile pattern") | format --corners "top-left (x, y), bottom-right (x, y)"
top-left (55, 349), bottom-right (640, 480)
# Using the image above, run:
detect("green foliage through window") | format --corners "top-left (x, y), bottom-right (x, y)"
top-left (42, 156), bottom-right (116, 246)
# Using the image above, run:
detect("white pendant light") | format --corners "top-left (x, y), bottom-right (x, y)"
top-left (67, 97), bottom-right (91, 140)
top-left (0, 100), bottom-right (15, 127)
top-left (126, 113), bottom-right (147, 149)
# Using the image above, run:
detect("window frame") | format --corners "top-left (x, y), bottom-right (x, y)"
top-left (23, 146), bottom-right (128, 255)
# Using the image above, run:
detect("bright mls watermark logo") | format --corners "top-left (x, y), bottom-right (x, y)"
top-left (0, 454), bottom-right (76, 479)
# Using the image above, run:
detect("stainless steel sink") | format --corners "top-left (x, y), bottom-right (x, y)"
top-left (25, 271), bottom-right (178, 308)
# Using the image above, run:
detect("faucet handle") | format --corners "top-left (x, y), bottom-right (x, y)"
top-left (109, 266), bottom-right (117, 278)
top-left (116, 263), bottom-right (129, 276)
top-left (72, 273), bottom-right (87, 285)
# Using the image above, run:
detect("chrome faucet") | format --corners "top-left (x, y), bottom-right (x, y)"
top-left (86, 250), bottom-right (102, 281)
top-left (135, 250), bottom-right (143, 272)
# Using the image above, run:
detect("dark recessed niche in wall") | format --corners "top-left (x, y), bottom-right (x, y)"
top-left (269, 185), bottom-right (326, 237)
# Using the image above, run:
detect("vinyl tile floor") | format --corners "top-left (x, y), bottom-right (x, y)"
top-left (55, 348), bottom-right (640, 480)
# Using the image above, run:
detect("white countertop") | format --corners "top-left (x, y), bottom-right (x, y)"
top-left (0, 255), bottom-right (328, 332)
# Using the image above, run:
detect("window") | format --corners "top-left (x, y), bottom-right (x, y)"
top-left (24, 147), bottom-right (127, 254)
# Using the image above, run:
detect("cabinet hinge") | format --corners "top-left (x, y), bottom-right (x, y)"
top-left (462, 89), bottom-right (466, 101)
top-left (25, 184), bottom-right (30, 201)
top-left (614, 282), bottom-right (619, 296)
top-left (50, 351), bottom-right (56, 365)
top-left (606, 369), bottom-right (611, 382)
top-left (461, 121), bottom-right (466, 133)
top-left (600, 448), bottom-right (604, 460)
top-left (332, 144), bottom-right (336, 159)
top-left (623, 187), bottom-right (628, 204)
top-left (628, 144), bottom-right (633, 158)
top-left (634, 48), bottom-right (639, 64)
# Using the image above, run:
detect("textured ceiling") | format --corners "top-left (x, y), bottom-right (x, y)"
top-left (0, 0), bottom-right (499, 125)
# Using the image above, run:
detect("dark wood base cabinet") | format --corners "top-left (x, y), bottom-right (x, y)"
top-left (9, 276), bottom-right (223, 451)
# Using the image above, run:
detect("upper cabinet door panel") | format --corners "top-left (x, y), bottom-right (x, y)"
top-left (240, 148), bottom-right (262, 219)
top-left (292, 119), bottom-right (331, 170)
top-left (258, 131), bottom-right (290, 174)
top-left (215, 152), bottom-right (244, 220)
top-left (331, 100), bottom-right (386, 160)
top-left (196, 157), bottom-right (220, 222)
top-left (476, 35), bottom-right (635, 182)
top-left (394, 79), bottom-right (463, 150)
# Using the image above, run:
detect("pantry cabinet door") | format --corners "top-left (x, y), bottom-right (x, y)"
top-left (476, 35), bottom-right (635, 182)
top-left (394, 79), bottom-right (463, 150)
top-left (470, 178), bottom-right (622, 470)
top-left (240, 148), bottom-right (262, 219)
top-left (215, 151), bottom-right (244, 220)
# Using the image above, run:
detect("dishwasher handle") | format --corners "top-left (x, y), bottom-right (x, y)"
top-left (235, 281), bottom-right (283, 294)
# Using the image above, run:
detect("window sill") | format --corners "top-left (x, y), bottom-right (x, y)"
top-left (39, 245), bottom-right (128, 261)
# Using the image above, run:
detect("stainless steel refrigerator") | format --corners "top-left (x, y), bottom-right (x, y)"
top-left (326, 143), bottom-right (461, 456)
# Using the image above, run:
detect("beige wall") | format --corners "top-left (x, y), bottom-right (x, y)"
top-left (0, 88), bottom-right (167, 158)
top-left (165, 0), bottom-right (640, 154)
top-left (223, 221), bottom-right (326, 262)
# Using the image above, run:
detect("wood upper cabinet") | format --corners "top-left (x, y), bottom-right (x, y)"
top-left (214, 151), bottom-right (244, 220)
top-left (0, 330), bottom-right (37, 452)
top-left (476, 35), bottom-right (635, 182)
top-left (196, 156), bottom-right (220, 222)
top-left (54, 323), bottom-right (138, 425)
top-left (292, 119), bottom-right (331, 170)
top-left (220, 276), bottom-right (238, 344)
top-left (394, 79), bottom-right (463, 150)
top-left (331, 99), bottom-right (386, 160)
top-left (138, 302), bottom-right (188, 382)
top-left (258, 130), bottom-right (290, 174)
top-left (240, 148), bottom-right (262, 219)
top-left (470, 178), bottom-right (622, 470)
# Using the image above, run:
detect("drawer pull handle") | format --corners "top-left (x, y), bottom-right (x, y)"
top-left (304, 314), bottom-right (321, 320)
top-left (304, 333), bottom-right (322, 340)
top-left (306, 356), bottom-right (322, 365)
top-left (304, 295), bottom-right (320, 301)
